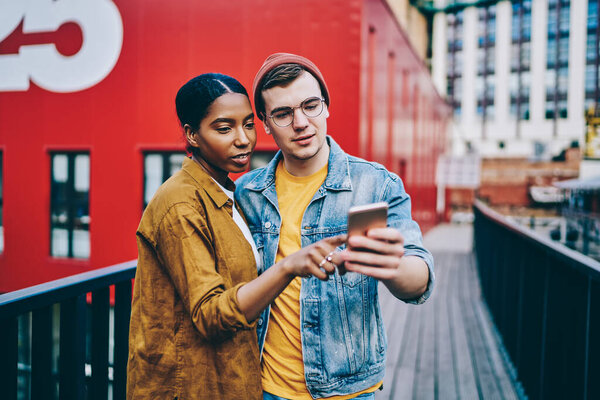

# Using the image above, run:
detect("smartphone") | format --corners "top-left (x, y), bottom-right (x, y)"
top-left (347, 202), bottom-right (388, 237)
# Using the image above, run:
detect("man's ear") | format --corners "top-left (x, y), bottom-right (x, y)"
top-left (323, 104), bottom-right (330, 119)
top-left (262, 118), bottom-right (272, 135)
top-left (184, 124), bottom-right (200, 148)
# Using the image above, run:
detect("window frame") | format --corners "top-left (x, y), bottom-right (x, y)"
top-left (142, 150), bottom-right (186, 209)
top-left (49, 151), bottom-right (90, 259)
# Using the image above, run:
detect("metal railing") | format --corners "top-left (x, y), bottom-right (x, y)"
top-left (473, 200), bottom-right (600, 400)
top-left (0, 260), bottom-right (136, 400)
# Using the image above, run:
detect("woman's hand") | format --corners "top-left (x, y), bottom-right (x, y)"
top-left (237, 234), bottom-right (346, 321)
top-left (277, 234), bottom-right (346, 281)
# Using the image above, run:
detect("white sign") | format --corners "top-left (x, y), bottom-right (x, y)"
top-left (0, 0), bottom-right (123, 92)
top-left (436, 154), bottom-right (481, 188)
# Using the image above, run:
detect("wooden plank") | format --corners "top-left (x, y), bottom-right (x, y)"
top-left (387, 296), bottom-right (423, 399)
top-left (378, 288), bottom-right (411, 399)
top-left (379, 282), bottom-right (395, 322)
top-left (381, 288), bottom-right (409, 371)
top-left (412, 283), bottom-right (436, 400)
top-left (434, 252), bottom-right (459, 400)
top-left (448, 252), bottom-right (479, 399)
top-left (460, 252), bottom-right (504, 399)
top-left (469, 254), bottom-right (520, 400)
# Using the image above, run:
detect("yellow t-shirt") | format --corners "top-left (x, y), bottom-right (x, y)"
top-left (261, 161), bottom-right (381, 400)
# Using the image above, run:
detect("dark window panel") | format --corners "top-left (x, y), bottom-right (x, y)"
top-left (143, 151), bottom-right (186, 208)
top-left (50, 152), bottom-right (90, 259)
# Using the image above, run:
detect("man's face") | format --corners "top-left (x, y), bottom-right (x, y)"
top-left (261, 71), bottom-right (329, 171)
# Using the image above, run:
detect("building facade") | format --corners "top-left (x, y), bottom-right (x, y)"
top-left (431, 0), bottom-right (599, 158)
top-left (0, 0), bottom-right (448, 292)
top-left (387, 0), bottom-right (432, 61)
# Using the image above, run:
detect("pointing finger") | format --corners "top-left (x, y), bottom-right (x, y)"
top-left (324, 234), bottom-right (347, 247)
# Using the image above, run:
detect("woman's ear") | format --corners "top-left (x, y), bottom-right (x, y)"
top-left (323, 104), bottom-right (329, 119)
top-left (184, 124), bottom-right (200, 148)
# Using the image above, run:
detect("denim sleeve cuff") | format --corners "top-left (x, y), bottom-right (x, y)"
top-left (402, 248), bottom-right (435, 305)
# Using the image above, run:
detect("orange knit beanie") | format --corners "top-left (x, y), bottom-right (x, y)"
top-left (252, 52), bottom-right (330, 118)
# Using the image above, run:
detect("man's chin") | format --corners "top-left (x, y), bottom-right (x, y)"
top-left (289, 150), bottom-right (319, 161)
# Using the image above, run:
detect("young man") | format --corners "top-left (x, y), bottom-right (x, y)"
top-left (235, 53), bottom-right (434, 400)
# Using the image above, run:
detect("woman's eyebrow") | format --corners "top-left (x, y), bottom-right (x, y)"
top-left (210, 117), bottom-right (236, 125)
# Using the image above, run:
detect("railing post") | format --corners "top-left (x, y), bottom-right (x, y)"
top-left (0, 316), bottom-right (18, 400)
top-left (538, 259), bottom-right (550, 400)
top-left (91, 288), bottom-right (110, 400)
top-left (32, 306), bottom-right (54, 400)
top-left (113, 280), bottom-right (132, 400)
top-left (515, 251), bottom-right (525, 371)
top-left (584, 277), bottom-right (591, 400)
top-left (583, 218), bottom-right (590, 256)
top-left (587, 279), bottom-right (600, 400)
top-left (59, 295), bottom-right (87, 400)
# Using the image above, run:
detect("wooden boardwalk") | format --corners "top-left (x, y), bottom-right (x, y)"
top-left (377, 224), bottom-right (523, 400)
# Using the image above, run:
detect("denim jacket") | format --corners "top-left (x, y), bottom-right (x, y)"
top-left (234, 136), bottom-right (434, 398)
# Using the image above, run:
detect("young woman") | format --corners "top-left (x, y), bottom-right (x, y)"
top-left (126, 73), bottom-right (343, 400)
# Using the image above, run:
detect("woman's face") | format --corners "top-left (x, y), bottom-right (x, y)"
top-left (187, 93), bottom-right (256, 182)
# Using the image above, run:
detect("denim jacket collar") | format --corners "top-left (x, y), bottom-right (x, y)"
top-left (243, 135), bottom-right (353, 192)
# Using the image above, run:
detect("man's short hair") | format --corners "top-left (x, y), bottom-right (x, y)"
top-left (261, 64), bottom-right (305, 92)
top-left (252, 53), bottom-right (331, 120)
top-left (256, 64), bottom-right (305, 118)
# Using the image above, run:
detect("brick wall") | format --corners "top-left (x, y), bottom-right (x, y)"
top-left (448, 148), bottom-right (581, 211)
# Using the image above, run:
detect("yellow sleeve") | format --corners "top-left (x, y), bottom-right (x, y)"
top-left (155, 203), bottom-right (255, 341)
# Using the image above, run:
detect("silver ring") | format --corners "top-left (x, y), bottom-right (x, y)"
top-left (319, 251), bottom-right (337, 268)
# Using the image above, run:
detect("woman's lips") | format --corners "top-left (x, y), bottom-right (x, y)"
top-left (231, 153), bottom-right (250, 166)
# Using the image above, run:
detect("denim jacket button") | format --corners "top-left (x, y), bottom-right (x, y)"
top-left (258, 318), bottom-right (263, 326)
top-left (264, 222), bottom-right (272, 229)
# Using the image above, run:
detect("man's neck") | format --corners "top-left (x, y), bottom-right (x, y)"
top-left (282, 143), bottom-right (330, 177)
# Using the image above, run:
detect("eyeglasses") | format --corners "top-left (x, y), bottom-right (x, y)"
top-left (267, 97), bottom-right (325, 127)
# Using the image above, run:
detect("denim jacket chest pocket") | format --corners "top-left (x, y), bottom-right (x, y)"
top-left (301, 196), bottom-right (367, 288)
top-left (339, 271), bottom-right (365, 288)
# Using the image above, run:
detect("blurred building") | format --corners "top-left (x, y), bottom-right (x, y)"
top-left (428, 0), bottom-right (599, 159)
top-left (387, 0), bottom-right (432, 61)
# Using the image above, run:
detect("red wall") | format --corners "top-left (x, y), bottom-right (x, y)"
top-left (0, 0), bottom-right (448, 292)
top-left (360, 0), bottom-right (450, 231)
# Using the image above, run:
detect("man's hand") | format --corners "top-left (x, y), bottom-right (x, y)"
top-left (339, 227), bottom-right (429, 300)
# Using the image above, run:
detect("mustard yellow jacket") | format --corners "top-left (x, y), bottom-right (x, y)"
top-left (127, 157), bottom-right (261, 399)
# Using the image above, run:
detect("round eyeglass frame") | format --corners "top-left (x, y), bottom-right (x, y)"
top-left (267, 96), bottom-right (325, 127)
